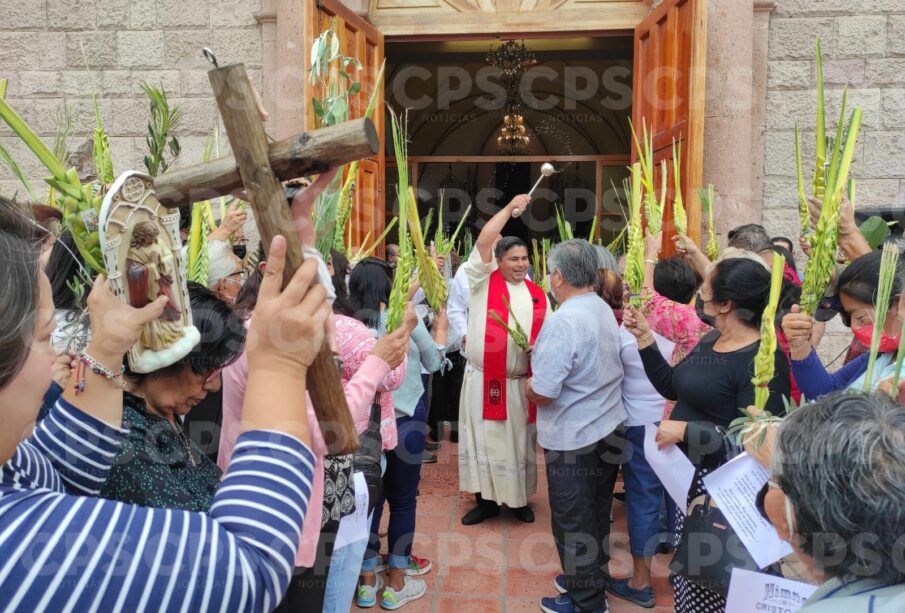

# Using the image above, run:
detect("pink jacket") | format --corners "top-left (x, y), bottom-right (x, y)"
top-left (218, 317), bottom-right (403, 567)
top-left (334, 314), bottom-right (406, 450)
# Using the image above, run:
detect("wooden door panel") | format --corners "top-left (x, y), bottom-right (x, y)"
top-left (355, 159), bottom-right (383, 256)
top-left (306, 0), bottom-right (385, 253)
top-left (633, 0), bottom-right (706, 254)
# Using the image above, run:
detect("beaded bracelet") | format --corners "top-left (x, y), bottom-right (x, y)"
top-left (74, 352), bottom-right (126, 395)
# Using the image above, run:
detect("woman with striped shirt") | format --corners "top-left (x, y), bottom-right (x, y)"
top-left (0, 197), bottom-right (326, 612)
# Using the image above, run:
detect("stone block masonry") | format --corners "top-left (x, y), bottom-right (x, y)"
top-left (0, 0), bottom-right (266, 196)
top-left (765, 0), bottom-right (905, 367)
top-left (764, 1), bottom-right (905, 237)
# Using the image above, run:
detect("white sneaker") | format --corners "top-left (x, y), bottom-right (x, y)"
top-left (357, 574), bottom-right (384, 608)
top-left (380, 576), bottom-right (427, 610)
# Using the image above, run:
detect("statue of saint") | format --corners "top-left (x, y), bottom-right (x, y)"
top-left (127, 220), bottom-right (183, 350)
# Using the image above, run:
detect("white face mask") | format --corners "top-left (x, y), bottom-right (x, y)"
top-left (549, 270), bottom-right (562, 302)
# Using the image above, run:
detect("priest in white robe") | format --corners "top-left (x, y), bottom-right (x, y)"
top-left (458, 194), bottom-right (550, 525)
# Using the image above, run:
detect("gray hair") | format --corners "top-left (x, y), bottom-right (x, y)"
top-left (774, 392), bottom-right (905, 584)
top-left (727, 223), bottom-right (772, 253)
top-left (705, 246), bottom-right (770, 277)
top-left (547, 239), bottom-right (599, 289)
top-left (594, 245), bottom-right (618, 272)
top-left (0, 197), bottom-right (43, 389)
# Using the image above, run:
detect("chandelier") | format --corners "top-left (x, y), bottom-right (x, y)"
top-left (487, 40), bottom-right (536, 155)
top-left (486, 40), bottom-right (537, 79)
top-left (498, 113), bottom-right (530, 154)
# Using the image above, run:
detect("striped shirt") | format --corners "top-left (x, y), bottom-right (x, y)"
top-left (0, 398), bottom-right (315, 612)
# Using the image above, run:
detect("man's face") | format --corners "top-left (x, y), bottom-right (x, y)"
top-left (386, 245), bottom-right (399, 268)
top-left (497, 246), bottom-right (529, 284)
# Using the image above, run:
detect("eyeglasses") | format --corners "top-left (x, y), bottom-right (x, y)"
top-left (222, 271), bottom-right (247, 288)
top-left (755, 479), bottom-right (781, 522)
top-left (201, 368), bottom-right (222, 386)
top-left (755, 478), bottom-right (797, 536)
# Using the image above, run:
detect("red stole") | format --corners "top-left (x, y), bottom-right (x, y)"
top-left (483, 271), bottom-right (547, 423)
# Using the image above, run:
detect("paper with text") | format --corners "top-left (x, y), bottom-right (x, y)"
top-left (726, 568), bottom-right (817, 612)
top-left (703, 453), bottom-right (793, 568)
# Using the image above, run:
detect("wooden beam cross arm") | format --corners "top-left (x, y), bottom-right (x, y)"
top-left (206, 60), bottom-right (361, 455)
top-left (153, 118), bottom-right (379, 208)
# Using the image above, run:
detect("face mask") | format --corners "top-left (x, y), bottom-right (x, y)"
top-left (852, 324), bottom-right (900, 352)
top-left (695, 294), bottom-right (717, 327)
top-left (232, 244), bottom-right (247, 259)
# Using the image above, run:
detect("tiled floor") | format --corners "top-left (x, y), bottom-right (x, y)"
top-left (354, 441), bottom-right (676, 613)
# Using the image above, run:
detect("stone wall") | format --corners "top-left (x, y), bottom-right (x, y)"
top-left (0, 0), bottom-right (264, 196)
top-left (763, 1), bottom-right (905, 237)
top-left (762, 1), bottom-right (905, 362)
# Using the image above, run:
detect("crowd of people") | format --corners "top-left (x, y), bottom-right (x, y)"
top-left (1, 172), bottom-right (904, 613)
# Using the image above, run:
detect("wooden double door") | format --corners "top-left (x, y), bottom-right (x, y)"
top-left (304, 0), bottom-right (707, 254)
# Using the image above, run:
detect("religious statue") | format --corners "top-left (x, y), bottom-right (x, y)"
top-left (126, 220), bottom-right (183, 350)
top-left (100, 170), bottom-right (200, 373)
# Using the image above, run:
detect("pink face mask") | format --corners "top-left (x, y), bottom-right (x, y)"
top-left (852, 324), bottom-right (900, 353)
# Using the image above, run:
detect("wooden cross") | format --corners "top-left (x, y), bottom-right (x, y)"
top-left (153, 59), bottom-right (379, 455)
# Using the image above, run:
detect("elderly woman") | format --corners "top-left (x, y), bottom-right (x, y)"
top-left (758, 392), bottom-right (905, 610)
top-left (96, 283), bottom-right (244, 510)
top-left (0, 194), bottom-right (325, 610)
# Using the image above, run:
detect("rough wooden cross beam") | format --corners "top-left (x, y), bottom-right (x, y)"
top-left (153, 118), bottom-right (378, 208)
top-left (198, 61), bottom-right (371, 455)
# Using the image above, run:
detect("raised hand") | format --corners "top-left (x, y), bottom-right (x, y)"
top-left (86, 276), bottom-right (168, 365)
top-left (507, 194), bottom-right (531, 216)
top-left (644, 230), bottom-right (663, 261)
top-left (371, 326), bottom-right (411, 369)
top-left (622, 304), bottom-right (655, 349)
top-left (781, 304), bottom-right (813, 359)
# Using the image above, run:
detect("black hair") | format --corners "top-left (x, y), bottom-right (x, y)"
top-left (771, 236), bottom-right (794, 254)
top-left (179, 206), bottom-right (191, 232)
top-left (329, 249), bottom-right (354, 316)
top-left (654, 257), bottom-right (700, 304)
top-left (125, 282), bottom-right (246, 383)
top-left (727, 223), bottom-right (772, 253)
top-left (0, 196), bottom-right (43, 389)
top-left (710, 257), bottom-right (799, 329)
top-left (837, 250), bottom-right (905, 323)
top-left (46, 230), bottom-right (88, 311)
top-left (494, 236), bottom-right (527, 259)
top-left (773, 244), bottom-right (797, 275)
top-left (348, 257), bottom-right (392, 330)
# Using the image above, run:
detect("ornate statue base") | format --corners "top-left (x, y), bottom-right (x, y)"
top-left (129, 327), bottom-right (201, 374)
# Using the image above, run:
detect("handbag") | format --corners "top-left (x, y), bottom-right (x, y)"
top-left (669, 494), bottom-right (779, 598)
top-left (669, 425), bottom-right (782, 598)
top-left (352, 400), bottom-right (383, 515)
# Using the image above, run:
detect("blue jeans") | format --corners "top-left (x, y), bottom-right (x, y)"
top-left (621, 425), bottom-right (668, 558)
top-left (322, 510), bottom-right (373, 612)
top-left (363, 399), bottom-right (428, 570)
